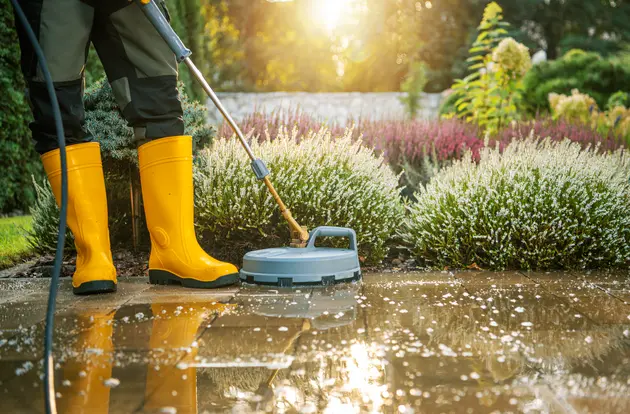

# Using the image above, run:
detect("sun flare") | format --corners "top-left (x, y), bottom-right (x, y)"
top-left (313, 0), bottom-right (352, 32)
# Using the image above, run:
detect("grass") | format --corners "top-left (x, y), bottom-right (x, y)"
top-left (0, 216), bottom-right (34, 269)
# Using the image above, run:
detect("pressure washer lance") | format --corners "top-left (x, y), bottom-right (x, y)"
top-left (136, 0), bottom-right (309, 247)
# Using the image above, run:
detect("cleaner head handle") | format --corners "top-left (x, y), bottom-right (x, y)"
top-left (306, 226), bottom-right (358, 251)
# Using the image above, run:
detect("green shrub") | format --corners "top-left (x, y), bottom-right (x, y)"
top-left (193, 128), bottom-right (404, 264)
top-left (28, 79), bottom-right (214, 252)
top-left (446, 3), bottom-right (531, 134)
top-left (401, 138), bottom-right (630, 270)
top-left (27, 178), bottom-right (74, 253)
top-left (607, 91), bottom-right (630, 110)
top-left (522, 50), bottom-right (630, 114)
top-left (0, 1), bottom-right (43, 214)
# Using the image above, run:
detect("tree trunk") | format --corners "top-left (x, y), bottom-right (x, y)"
top-left (545, 27), bottom-right (559, 60)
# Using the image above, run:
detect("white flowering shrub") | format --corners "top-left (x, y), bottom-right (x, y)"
top-left (401, 138), bottom-right (630, 270)
top-left (194, 128), bottom-right (404, 264)
top-left (492, 37), bottom-right (532, 77)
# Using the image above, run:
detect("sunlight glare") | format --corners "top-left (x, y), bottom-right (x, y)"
top-left (314, 0), bottom-right (352, 32)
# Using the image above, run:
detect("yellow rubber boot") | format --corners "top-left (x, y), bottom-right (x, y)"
top-left (58, 311), bottom-right (114, 414)
top-left (138, 136), bottom-right (238, 288)
top-left (41, 143), bottom-right (117, 295)
top-left (144, 303), bottom-right (216, 413)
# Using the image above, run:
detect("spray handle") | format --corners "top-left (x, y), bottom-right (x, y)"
top-left (136, 0), bottom-right (191, 62)
top-left (307, 227), bottom-right (358, 252)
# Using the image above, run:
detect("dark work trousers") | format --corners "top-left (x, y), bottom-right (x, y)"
top-left (15, 0), bottom-right (185, 154)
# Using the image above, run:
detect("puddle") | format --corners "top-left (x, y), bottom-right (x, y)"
top-left (0, 272), bottom-right (629, 413)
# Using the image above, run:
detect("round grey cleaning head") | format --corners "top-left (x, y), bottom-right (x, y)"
top-left (240, 226), bottom-right (361, 287)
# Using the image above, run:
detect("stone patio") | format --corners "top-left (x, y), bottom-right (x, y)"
top-left (0, 270), bottom-right (629, 413)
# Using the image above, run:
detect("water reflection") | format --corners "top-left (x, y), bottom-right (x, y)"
top-left (198, 284), bottom-right (362, 413)
top-left (58, 310), bottom-right (114, 414)
top-left (144, 302), bottom-right (231, 413)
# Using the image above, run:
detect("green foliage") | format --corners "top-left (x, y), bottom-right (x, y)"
top-left (522, 50), bottom-right (630, 114)
top-left (0, 216), bottom-right (34, 268)
top-left (447, 3), bottom-right (530, 134)
top-left (168, 0), bottom-right (486, 93)
top-left (607, 91), bottom-right (630, 110)
top-left (167, 0), bottom-right (205, 99)
top-left (193, 128), bottom-right (404, 264)
top-left (199, 0), bottom-right (249, 91)
top-left (27, 178), bottom-right (74, 254)
top-left (438, 92), bottom-right (459, 118)
top-left (401, 138), bottom-right (630, 270)
top-left (0, 0), bottom-right (42, 214)
top-left (399, 61), bottom-right (428, 119)
top-left (29, 79), bottom-right (214, 251)
top-left (502, 0), bottom-right (630, 60)
top-left (84, 45), bottom-right (105, 87)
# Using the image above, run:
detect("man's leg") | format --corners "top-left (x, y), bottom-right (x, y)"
top-left (15, 0), bottom-right (117, 295)
top-left (92, 1), bottom-right (238, 289)
top-left (15, 0), bottom-right (94, 153)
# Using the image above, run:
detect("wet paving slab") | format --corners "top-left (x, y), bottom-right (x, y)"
top-left (0, 272), bottom-right (629, 413)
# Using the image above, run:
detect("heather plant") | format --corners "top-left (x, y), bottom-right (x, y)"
top-left (356, 118), bottom-right (483, 165)
top-left (401, 138), bottom-right (630, 270)
top-left (218, 108), bottom-right (333, 141)
top-left (194, 128), bottom-right (404, 264)
top-left (354, 118), bottom-right (483, 195)
top-left (222, 110), bottom-right (483, 193)
top-left (495, 117), bottom-right (622, 152)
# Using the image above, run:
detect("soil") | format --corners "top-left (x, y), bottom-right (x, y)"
top-left (0, 249), bottom-right (148, 279)
top-left (0, 251), bottom-right (420, 279)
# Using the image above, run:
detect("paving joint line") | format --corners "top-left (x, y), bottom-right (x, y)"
top-left (568, 270), bottom-right (629, 306)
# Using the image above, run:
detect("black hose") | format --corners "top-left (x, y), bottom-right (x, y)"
top-left (9, 1), bottom-right (68, 413)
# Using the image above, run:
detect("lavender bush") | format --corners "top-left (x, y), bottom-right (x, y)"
top-left (401, 138), bottom-right (630, 270)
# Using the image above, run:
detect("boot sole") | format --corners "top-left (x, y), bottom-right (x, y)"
top-left (73, 280), bottom-right (117, 295)
top-left (149, 269), bottom-right (239, 289)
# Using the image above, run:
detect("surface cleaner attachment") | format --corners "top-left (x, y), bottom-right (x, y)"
top-left (240, 227), bottom-right (362, 287)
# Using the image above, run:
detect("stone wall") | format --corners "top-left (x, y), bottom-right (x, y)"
top-left (207, 92), bottom-right (444, 126)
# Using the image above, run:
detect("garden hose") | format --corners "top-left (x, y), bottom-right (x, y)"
top-left (136, 0), bottom-right (310, 247)
top-left (9, 1), bottom-right (69, 413)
